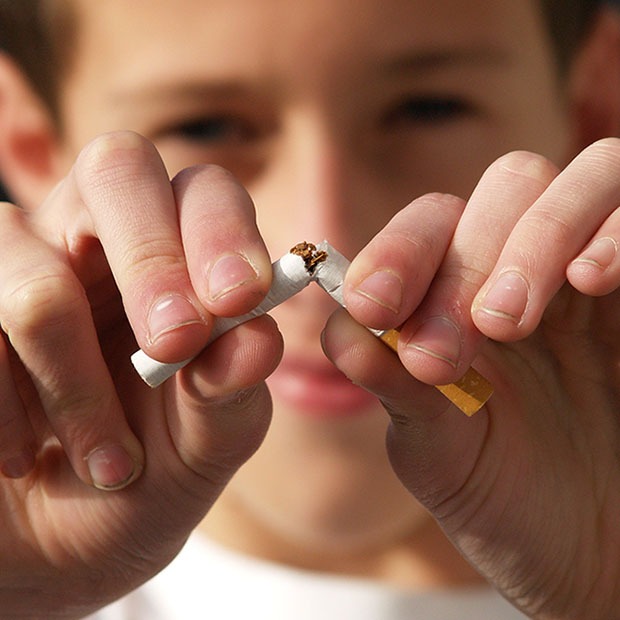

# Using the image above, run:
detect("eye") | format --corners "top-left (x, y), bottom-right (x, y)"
top-left (152, 110), bottom-right (274, 183)
top-left (168, 114), bottom-right (261, 145)
top-left (383, 96), bottom-right (473, 126)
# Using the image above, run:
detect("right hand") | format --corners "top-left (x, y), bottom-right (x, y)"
top-left (0, 131), bottom-right (280, 618)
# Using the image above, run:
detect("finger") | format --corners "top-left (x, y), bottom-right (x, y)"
top-left (568, 212), bottom-right (620, 297)
top-left (473, 138), bottom-right (620, 340)
top-left (0, 333), bottom-right (37, 479)
top-left (68, 131), bottom-right (209, 364)
top-left (70, 132), bottom-right (266, 364)
top-left (398, 151), bottom-right (559, 385)
top-left (343, 192), bottom-right (466, 330)
top-left (321, 308), bottom-right (449, 412)
top-left (567, 139), bottom-right (620, 299)
top-left (173, 165), bottom-right (272, 317)
top-left (321, 308), bottom-right (489, 501)
top-left (150, 315), bottom-right (282, 485)
top-left (0, 204), bottom-right (144, 489)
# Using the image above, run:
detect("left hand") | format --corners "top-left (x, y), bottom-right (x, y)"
top-left (322, 138), bottom-right (620, 619)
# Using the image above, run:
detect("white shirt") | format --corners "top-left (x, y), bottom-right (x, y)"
top-left (88, 533), bottom-right (528, 619)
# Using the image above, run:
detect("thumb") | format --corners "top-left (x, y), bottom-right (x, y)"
top-left (0, 317), bottom-right (283, 617)
top-left (321, 308), bottom-right (490, 512)
top-left (148, 316), bottom-right (282, 501)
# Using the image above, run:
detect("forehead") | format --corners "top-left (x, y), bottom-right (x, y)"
top-left (68, 0), bottom-right (549, 83)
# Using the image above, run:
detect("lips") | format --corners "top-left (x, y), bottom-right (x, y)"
top-left (267, 355), bottom-right (380, 418)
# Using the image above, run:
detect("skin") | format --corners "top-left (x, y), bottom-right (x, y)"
top-left (0, 0), bottom-right (620, 617)
top-left (58, 0), bottom-right (569, 567)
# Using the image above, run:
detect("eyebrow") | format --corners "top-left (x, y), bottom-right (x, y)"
top-left (383, 45), bottom-right (513, 74)
top-left (112, 45), bottom-right (512, 107)
top-left (111, 81), bottom-right (258, 107)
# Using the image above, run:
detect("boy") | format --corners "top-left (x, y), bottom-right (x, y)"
top-left (1, 1), bottom-right (620, 618)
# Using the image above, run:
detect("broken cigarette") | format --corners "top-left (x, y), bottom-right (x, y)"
top-left (311, 241), bottom-right (493, 416)
top-left (131, 241), bottom-right (493, 415)
top-left (131, 252), bottom-right (313, 387)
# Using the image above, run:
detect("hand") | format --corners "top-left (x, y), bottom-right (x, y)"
top-left (322, 138), bottom-right (620, 619)
top-left (0, 131), bottom-right (280, 618)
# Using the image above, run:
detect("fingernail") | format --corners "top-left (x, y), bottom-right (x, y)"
top-left (405, 316), bottom-right (462, 368)
top-left (479, 271), bottom-right (529, 324)
top-left (147, 294), bottom-right (203, 344)
top-left (1, 448), bottom-right (35, 479)
top-left (354, 270), bottom-right (403, 314)
top-left (87, 445), bottom-right (138, 491)
top-left (207, 253), bottom-right (258, 301)
top-left (573, 237), bottom-right (618, 270)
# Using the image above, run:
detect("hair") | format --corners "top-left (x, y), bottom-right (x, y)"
top-left (0, 0), bottom-right (603, 117)
top-left (0, 0), bottom-right (75, 119)
top-left (542, 0), bottom-right (602, 68)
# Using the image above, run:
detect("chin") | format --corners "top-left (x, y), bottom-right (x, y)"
top-left (215, 397), bottom-right (429, 558)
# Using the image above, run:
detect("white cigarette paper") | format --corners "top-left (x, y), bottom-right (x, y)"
top-left (131, 240), bottom-right (492, 415)
top-left (313, 241), bottom-right (387, 339)
top-left (313, 241), bottom-right (493, 416)
top-left (131, 252), bottom-right (312, 387)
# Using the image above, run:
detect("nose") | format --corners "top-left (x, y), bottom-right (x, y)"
top-left (251, 111), bottom-right (383, 260)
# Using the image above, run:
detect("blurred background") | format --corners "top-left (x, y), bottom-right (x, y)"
top-left (0, 0), bottom-right (618, 205)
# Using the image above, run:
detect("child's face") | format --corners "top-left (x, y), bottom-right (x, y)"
top-left (57, 0), bottom-right (572, 557)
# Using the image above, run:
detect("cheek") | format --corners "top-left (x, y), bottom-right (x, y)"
top-left (491, 70), bottom-right (572, 165)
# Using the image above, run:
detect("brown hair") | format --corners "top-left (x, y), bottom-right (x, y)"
top-left (0, 0), bottom-right (75, 118)
top-left (541, 0), bottom-right (602, 69)
top-left (0, 0), bottom-right (602, 116)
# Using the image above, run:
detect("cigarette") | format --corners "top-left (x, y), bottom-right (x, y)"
top-left (131, 252), bottom-right (312, 387)
top-left (312, 241), bottom-right (493, 416)
top-left (131, 241), bottom-right (493, 416)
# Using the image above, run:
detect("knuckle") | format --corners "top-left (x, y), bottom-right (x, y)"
top-left (184, 375), bottom-right (262, 413)
top-left (172, 384), bottom-right (270, 485)
top-left (520, 204), bottom-right (576, 249)
top-left (492, 150), bottom-right (559, 185)
top-left (584, 137), bottom-right (620, 171)
top-left (0, 269), bottom-right (86, 338)
top-left (121, 235), bottom-right (187, 281)
top-left (439, 264), bottom-right (490, 300)
top-left (76, 130), bottom-right (161, 187)
top-left (49, 389), bottom-right (112, 429)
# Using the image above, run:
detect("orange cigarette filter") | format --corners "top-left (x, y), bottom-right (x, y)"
top-left (133, 239), bottom-right (493, 415)
top-left (304, 241), bottom-right (493, 416)
top-left (378, 329), bottom-right (492, 416)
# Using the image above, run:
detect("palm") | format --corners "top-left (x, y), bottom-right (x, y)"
top-left (1, 262), bottom-right (224, 614)
top-left (2, 285), bottom-right (180, 610)
top-left (409, 286), bottom-right (620, 617)
top-left (0, 161), bottom-right (279, 617)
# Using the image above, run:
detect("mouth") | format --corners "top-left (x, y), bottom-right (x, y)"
top-left (267, 355), bottom-right (380, 419)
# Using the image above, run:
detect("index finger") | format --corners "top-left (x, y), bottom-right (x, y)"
top-left (69, 132), bottom-right (271, 363)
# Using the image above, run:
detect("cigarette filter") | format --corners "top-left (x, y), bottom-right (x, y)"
top-left (132, 241), bottom-right (493, 416)
top-left (312, 242), bottom-right (493, 416)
